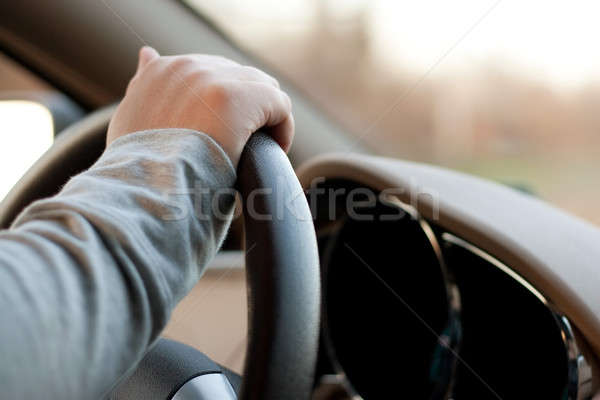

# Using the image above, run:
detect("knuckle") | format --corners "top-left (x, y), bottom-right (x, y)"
top-left (146, 54), bottom-right (162, 68)
top-left (201, 81), bottom-right (231, 107)
top-left (271, 77), bottom-right (281, 88)
top-left (257, 82), bottom-right (284, 104)
top-left (264, 73), bottom-right (280, 88)
top-left (244, 66), bottom-right (280, 87)
top-left (242, 65), bottom-right (262, 76)
top-left (187, 67), bottom-right (214, 82)
top-left (137, 56), bottom-right (163, 76)
top-left (167, 55), bottom-right (195, 72)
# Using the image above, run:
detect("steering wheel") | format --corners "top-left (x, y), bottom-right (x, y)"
top-left (0, 107), bottom-right (321, 400)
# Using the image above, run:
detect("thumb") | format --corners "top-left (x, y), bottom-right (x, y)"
top-left (137, 46), bottom-right (159, 71)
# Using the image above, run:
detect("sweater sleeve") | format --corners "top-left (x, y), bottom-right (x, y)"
top-left (0, 129), bottom-right (236, 399)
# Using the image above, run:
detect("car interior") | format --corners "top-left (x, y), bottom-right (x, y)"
top-left (1, 1), bottom-right (600, 399)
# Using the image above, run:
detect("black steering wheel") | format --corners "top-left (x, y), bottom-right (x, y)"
top-left (0, 107), bottom-right (321, 400)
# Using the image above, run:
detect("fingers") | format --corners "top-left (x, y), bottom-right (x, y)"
top-left (237, 66), bottom-right (280, 89)
top-left (120, 49), bottom-right (294, 161)
top-left (268, 114), bottom-right (295, 153)
top-left (258, 85), bottom-right (294, 152)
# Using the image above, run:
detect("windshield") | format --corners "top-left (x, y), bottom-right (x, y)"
top-left (186, 0), bottom-right (600, 226)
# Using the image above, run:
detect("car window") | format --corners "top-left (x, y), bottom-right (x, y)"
top-left (0, 52), bottom-right (54, 200)
top-left (186, 0), bottom-right (600, 226)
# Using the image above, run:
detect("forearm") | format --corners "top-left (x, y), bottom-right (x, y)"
top-left (0, 129), bottom-right (235, 399)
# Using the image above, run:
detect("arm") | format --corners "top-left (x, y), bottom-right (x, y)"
top-left (0, 47), bottom-right (293, 399)
top-left (0, 129), bottom-right (234, 399)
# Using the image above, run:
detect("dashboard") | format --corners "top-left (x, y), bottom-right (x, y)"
top-left (309, 179), bottom-right (591, 399)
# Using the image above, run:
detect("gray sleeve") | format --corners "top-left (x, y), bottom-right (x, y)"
top-left (0, 129), bottom-right (236, 399)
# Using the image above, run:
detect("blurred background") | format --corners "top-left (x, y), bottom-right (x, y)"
top-left (189, 0), bottom-right (600, 225)
top-left (0, 0), bottom-right (598, 377)
top-left (1, 0), bottom-right (599, 226)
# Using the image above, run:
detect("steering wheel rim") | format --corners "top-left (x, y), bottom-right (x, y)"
top-left (0, 106), bottom-right (321, 400)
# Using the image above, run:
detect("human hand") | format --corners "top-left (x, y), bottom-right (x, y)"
top-left (107, 47), bottom-right (294, 166)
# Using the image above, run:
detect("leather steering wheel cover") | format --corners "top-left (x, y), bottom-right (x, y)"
top-left (237, 133), bottom-right (321, 400)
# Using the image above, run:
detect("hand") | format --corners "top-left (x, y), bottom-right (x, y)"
top-left (107, 47), bottom-right (294, 166)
